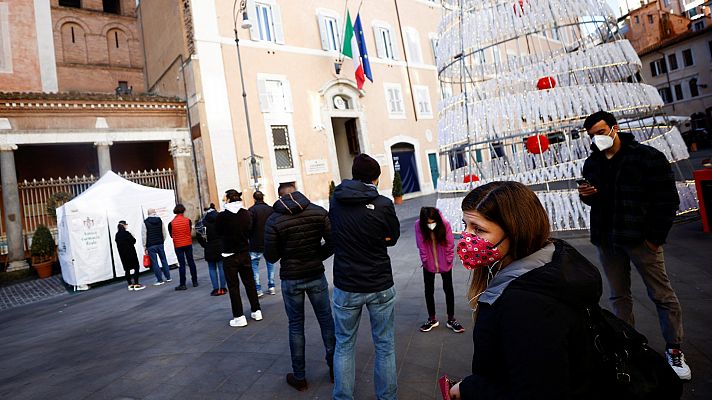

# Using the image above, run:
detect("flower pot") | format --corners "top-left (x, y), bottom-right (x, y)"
top-left (394, 196), bottom-right (404, 205)
top-left (33, 260), bottom-right (53, 279)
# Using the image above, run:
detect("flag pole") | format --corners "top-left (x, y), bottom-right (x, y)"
top-left (339, 0), bottom-right (350, 61)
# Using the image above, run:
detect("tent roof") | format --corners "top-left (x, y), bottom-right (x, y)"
top-left (72, 171), bottom-right (172, 200)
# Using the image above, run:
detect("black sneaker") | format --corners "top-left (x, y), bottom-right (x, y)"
top-left (447, 319), bottom-right (465, 333)
top-left (419, 319), bottom-right (439, 332)
top-left (192, 281), bottom-right (199, 287)
top-left (210, 289), bottom-right (219, 296)
top-left (174, 285), bottom-right (187, 291)
top-left (286, 373), bottom-right (308, 391)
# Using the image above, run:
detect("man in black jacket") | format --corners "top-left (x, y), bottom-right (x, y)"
top-left (142, 208), bottom-right (171, 285)
top-left (216, 189), bottom-right (262, 328)
top-left (249, 191), bottom-right (276, 297)
top-left (329, 154), bottom-right (400, 400)
top-left (264, 183), bottom-right (335, 392)
top-left (579, 111), bottom-right (690, 380)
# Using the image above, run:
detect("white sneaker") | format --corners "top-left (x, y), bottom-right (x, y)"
top-left (128, 285), bottom-right (135, 291)
top-left (268, 287), bottom-right (276, 295)
top-left (133, 284), bottom-right (146, 291)
top-left (251, 310), bottom-right (263, 321)
top-left (257, 290), bottom-right (264, 298)
top-left (153, 281), bottom-right (165, 286)
top-left (166, 278), bottom-right (173, 282)
top-left (666, 349), bottom-right (692, 380)
top-left (229, 316), bottom-right (248, 327)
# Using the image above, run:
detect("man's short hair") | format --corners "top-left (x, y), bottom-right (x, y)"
top-left (173, 204), bottom-right (186, 214)
top-left (225, 189), bottom-right (242, 202)
top-left (253, 191), bottom-right (264, 202)
top-left (584, 111), bottom-right (617, 131)
top-left (278, 182), bottom-right (296, 196)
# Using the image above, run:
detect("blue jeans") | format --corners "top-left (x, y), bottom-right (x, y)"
top-left (250, 251), bottom-right (275, 292)
top-left (208, 259), bottom-right (226, 290)
top-left (281, 274), bottom-right (336, 380)
top-left (332, 286), bottom-right (397, 400)
top-left (175, 245), bottom-right (198, 286)
top-left (147, 244), bottom-right (170, 282)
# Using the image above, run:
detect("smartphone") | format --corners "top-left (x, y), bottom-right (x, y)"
top-left (576, 178), bottom-right (590, 186)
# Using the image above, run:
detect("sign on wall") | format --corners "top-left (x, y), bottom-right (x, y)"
top-left (305, 159), bottom-right (329, 175)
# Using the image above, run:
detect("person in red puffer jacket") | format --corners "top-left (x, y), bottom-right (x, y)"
top-left (169, 204), bottom-right (198, 291)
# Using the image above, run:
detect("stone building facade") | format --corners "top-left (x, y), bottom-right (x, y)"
top-left (140, 0), bottom-right (444, 209)
top-left (0, 0), bottom-right (197, 272)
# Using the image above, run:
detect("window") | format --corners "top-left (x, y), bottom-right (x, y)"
top-left (658, 87), bottom-right (673, 103)
top-left (256, 3), bottom-right (275, 42)
top-left (689, 79), bottom-right (699, 97)
top-left (384, 83), bottom-right (405, 118)
top-left (674, 84), bottom-right (683, 101)
top-left (648, 15), bottom-right (654, 24)
top-left (271, 126), bottom-right (294, 169)
top-left (0, 3), bottom-right (11, 73)
top-left (103, 0), bottom-right (120, 14)
top-left (682, 49), bottom-right (694, 67)
top-left (667, 53), bottom-right (678, 71)
top-left (663, 0), bottom-right (670, 6)
top-left (635, 15), bottom-right (639, 24)
top-left (404, 27), bottom-right (423, 64)
top-left (413, 85), bottom-right (433, 119)
top-left (257, 75), bottom-right (293, 113)
top-left (373, 23), bottom-right (397, 60)
top-left (430, 35), bottom-right (438, 64)
top-left (649, 58), bottom-right (667, 77)
top-left (709, 40), bottom-right (712, 59)
top-left (317, 10), bottom-right (341, 51)
top-left (59, 0), bottom-right (81, 8)
top-left (693, 21), bottom-right (705, 31)
top-left (247, 0), bottom-right (284, 43)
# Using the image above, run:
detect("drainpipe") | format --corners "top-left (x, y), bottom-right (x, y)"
top-left (655, 50), bottom-right (676, 112)
top-left (393, 0), bottom-right (419, 121)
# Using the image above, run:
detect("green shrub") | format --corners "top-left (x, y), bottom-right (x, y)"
top-left (392, 171), bottom-right (404, 198)
top-left (30, 224), bottom-right (56, 262)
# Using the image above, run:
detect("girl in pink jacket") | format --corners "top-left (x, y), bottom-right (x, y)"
top-left (415, 207), bottom-right (464, 333)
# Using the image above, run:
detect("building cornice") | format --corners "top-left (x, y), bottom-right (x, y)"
top-left (0, 92), bottom-right (186, 113)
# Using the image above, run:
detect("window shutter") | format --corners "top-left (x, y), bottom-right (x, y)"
top-left (374, 26), bottom-right (387, 58)
top-left (246, 0), bottom-right (258, 40)
top-left (282, 79), bottom-right (293, 112)
top-left (405, 28), bottom-right (422, 63)
top-left (317, 13), bottom-right (329, 50)
top-left (257, 78), bottom-right (272, 112)
top-left (389, 29), bottom-right (400, 60)
top-left (272, 3), bottom-right (285, 44)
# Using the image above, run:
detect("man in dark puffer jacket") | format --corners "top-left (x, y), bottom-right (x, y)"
top-left (264, 183), bottom-right (335, 392)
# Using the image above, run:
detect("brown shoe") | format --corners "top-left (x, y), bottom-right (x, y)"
top-left (286, 373), bottom-right (308, 391)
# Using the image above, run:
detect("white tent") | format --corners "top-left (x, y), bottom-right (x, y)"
top-left (57, 171), bottom-right (178, 286)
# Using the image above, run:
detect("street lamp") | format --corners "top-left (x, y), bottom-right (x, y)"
top-left (233, 0), bottom-right (260, 190)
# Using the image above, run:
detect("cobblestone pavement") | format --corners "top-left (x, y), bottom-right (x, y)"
top-left (0, 275), bottom-right (67, 311)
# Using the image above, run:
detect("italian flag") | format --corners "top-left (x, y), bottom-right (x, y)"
top-left (342, 11), bottom-right (365, 89)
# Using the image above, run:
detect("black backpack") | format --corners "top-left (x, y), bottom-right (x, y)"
top-left (586, 305), bottom-right (682, 400)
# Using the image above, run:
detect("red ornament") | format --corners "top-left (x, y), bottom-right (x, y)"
top-left (513, 0), bottom-right (527, 16)
top-left (526, 135), bottom-right (550, 154)
top-left (536, 76), bottom-right (556, 90)
top-left (463, 174), bottom-right (480, 183)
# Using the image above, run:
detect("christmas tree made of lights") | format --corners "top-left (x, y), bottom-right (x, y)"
top-left (434, 0), bottom-right (699, 232)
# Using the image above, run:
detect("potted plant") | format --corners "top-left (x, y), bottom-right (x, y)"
top-left (329, 180), bottom-right (336, 201)
top-left (30, 224), bottom-right (56, 279)
top-left (46, 191), bottom-right (74, 221)
top-left (392, 171), bottom-right (404, 205)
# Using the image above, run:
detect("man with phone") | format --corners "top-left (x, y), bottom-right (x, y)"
top-left (579, 111), bottom-right (690, 380)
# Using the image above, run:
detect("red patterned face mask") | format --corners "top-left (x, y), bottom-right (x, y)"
top-left (457, 231), bottom-right (506, 270)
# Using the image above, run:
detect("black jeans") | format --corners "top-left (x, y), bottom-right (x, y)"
top-left (223, 253), bottom-right (261, 318)
top-left (175, 245), bottom-right (198, 286)
top-left (423, 269), bottom-right (454, 320)
top-left (124, 268), bottom-right (139, 285)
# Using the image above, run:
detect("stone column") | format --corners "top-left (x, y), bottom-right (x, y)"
top-left (170, 139), bottom-right (200, 222)
top-left (0, 144), bottom-right (28, 271)
top-left (94, 141), bottom-right (113, 177)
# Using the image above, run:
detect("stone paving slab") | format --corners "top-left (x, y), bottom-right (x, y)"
top-left (0, 192), bottom-right (709, 399)
top-left (0, 275), bottom-right (67, 311)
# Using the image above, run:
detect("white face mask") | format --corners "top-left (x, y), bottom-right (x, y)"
top-left (427, 222), bottom-right (437, 230)
top-left (592, 127), bottom-right (616, 151)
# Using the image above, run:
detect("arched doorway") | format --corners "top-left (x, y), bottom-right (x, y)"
top-left (391, 142), bottom-right (420, 194)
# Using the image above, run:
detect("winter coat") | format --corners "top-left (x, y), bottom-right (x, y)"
top-left (329, 179), bottom-right (400, 293)
top-left (414, 212), bottom-right (454, 274)
top-left (215, 202), bottom-right (252, 255)
top-left (168, 214), bottom-right (193, 248)
top-left (263, 191), bottom-right (333, 280)
top-left (115, 230), bottom-right (140, 271)
top-left (197, 210), bottom-right (222, 262)
top-left (581, 131), bottom-right (679, 246)
top-left (142, 216), bottom-right (167, 247)
top-left (458, 239), bottom-right (604, 400)
top-left (248, 201), bottom-right (273, 253)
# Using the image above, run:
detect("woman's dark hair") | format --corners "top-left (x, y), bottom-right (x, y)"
top-left (117, 223), bottom-right (126, 231)
top-left (173, 204), bottom-right (186, 214)
top-left (462, 181), bottom-right (550, 309)
top-left (419, 207), bottom-right (447, 245)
